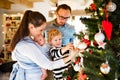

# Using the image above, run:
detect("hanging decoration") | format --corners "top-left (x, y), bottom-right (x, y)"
top-left (100, 60), bottom-right (110, 74)
top-left (94, 29), bottom-right (106, 49)
top-left (107, 1), bottom-right (117, 12)
top-left (102, 19), bottom-right (112, 41)
top-left (73, 56), bottom-right (84, 72)
top-left (78, 42), bottom-right (87, 50)
top-left (94, 29), bottom-right (105, 43)
top-left (90, 3), bottom-right (97, 11)
top-left (102, 7), bottom-right (113, 41)
top-left (78, 70), bottom-right (88, 80)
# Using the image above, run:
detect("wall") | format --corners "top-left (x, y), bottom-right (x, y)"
top-left (32, 2), bottom-right (55, 21)
top-left (8, 2), bottom-right (55, 21)
top-left (0, 13), bottom-right (4, 52)
top-left (0, 2), bottom-right (54, 52)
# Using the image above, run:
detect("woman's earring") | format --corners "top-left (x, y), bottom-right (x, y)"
top-left (30, 36), bottom-right (34, 40)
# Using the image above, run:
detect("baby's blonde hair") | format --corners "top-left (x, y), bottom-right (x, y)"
top-left (47, 29), bottom-right (62, 43)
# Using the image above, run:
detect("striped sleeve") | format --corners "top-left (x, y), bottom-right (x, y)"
top-left (49, 47), bottom-right (63, 60)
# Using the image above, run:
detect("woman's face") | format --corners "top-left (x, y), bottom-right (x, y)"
top-left (29, 23), bottom-right (46, 37)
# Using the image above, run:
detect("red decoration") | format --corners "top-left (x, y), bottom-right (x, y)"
top-left (77, 57), bottom-right (81, 63)
top-left (74, 57), bottom-right (81, 64)
top-left (89, 49), bottom-right (93, 54)
top-left (66, 76), bottom-right (72, 80)
top-left (102, 8), bottom-right (112, 41)
top-left (93, 41), bottom-right (98, 46)
top-left (78, 73), bottom-right (87, 80)
top-left (90, 3), bottom-right (97, 11)
top-left (102, 20), bottom-right (112, 41)
top-left (82, 38), bottom-right (90, 46)
top-left (77, 68), bottom-right (87, 80)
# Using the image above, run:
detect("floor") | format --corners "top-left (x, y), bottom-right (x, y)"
top-left (0, 72), bottom-right (54, 80)
top-left (0, 61), bottom-right (53, 80)
top-left (0, 72), bottom-right (10, 80)
top-left (0, 61), bottom-right (16, 80)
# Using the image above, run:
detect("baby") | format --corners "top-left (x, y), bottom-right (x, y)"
top-left (34, 34), bottom-right (45, 46)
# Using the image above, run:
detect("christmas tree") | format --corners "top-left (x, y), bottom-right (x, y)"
top-left (63, 0), bottom-right (120, 80)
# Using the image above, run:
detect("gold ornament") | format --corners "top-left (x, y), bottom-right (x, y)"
top-left (100, 63), bottom-right (110, 74)
top-left (99, 8), bottom-right (104, 16)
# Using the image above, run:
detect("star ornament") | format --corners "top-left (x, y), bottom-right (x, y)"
top-left (78, 73), bottom-right (87, 80)
top-left (97, 41), bottom-right (106, 49)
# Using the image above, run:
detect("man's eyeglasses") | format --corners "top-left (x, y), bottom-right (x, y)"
top-left (57, 13), bottom-right (70, 20)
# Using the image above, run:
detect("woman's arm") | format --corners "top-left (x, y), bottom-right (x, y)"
top-left (16, 42), bottom-right (74, 70)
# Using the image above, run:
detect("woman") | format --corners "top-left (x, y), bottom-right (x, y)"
top-left (9, 10), bottom-right (75, 80)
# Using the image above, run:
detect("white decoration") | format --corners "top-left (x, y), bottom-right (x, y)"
top-left (84, 34), bottom-right (89, 40)
top-left (94, 31), bottom-right (105, 42)
top-left (91, 41), bottom-right (94, 46)
top-left (97, 41), bottom-right (106, 49)
top-left (115, 72), bottom-right (118, 80)
top-left (78, 42), bottom-right (87, 50)
top-left (80, 57), bottom-right (84, 68)
top-left (73, 37), bottom-right (80, 48)
top-left (107, 2), bottom-right (117, 12)
top-left (100, 63), bottom-right (110, 74)
top-left (73, 64), bottom-right (80, 71)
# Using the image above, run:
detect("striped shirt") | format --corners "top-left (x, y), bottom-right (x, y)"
top-left (49, 47), bottom-right (71, 80)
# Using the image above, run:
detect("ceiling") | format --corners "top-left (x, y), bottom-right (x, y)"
top-left (0, 0), bottom-right (58, 14)
top-left (0, 0), bottom-right (57, 9)
top-left (0, 0), bottom-right (93, 15)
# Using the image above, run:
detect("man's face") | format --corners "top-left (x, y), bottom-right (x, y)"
top-left (56, 8), bottom-right (71, 26)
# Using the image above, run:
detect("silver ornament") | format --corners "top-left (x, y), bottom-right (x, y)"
top-left (94, 31), bottom-right (105, 42)
top-left (107, 2), bottom-right (117, 12)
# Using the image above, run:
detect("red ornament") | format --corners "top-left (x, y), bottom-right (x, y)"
top-left (102, 20), bottom-right (112, 41)
top-left (93, 41), bottom-right (98, 46)
top-left (89, 49), bottom-right (93, 54)
top-left (78, 68), bottom-right (87, 80)
top-left (74, 57), bottom-right (81, 64)
top-left (90, 3), bottom-right (97, 11)
top-left (82, 38), bottom-right (90, 46)
top-left (67, 76), bottom-right (71, 80)
top-left (78, 73), bottom-right (87, 80)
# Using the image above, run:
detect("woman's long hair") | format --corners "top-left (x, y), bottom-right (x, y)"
top-left (10, 10), bottom-right (46, 50)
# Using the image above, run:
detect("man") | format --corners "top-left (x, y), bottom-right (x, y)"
top-left (45, 4), bottom-right (75, 80)
top-left (46, 4), bottom-right (75, 46)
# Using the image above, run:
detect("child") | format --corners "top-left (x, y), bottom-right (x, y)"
top-left (47, 29), bottom-right (74, 80)
top-left (34, 34), bottom-right (48, 80)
